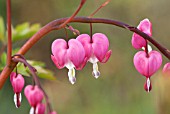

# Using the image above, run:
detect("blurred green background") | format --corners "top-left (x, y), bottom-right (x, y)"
top-left (1, 0), bottom-right (170, 114)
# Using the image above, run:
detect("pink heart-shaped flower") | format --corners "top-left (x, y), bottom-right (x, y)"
top-left (133, 50), bottom-right (162, 77)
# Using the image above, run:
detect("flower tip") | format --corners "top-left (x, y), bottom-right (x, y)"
top-left (14, 93), bottom-right (22, 108)
top-left (69, 77), bottom-right (76, 85)
top-left (92, 71), bottom-right (100, 79)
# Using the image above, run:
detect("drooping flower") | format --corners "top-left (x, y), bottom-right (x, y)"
top-left (10, 72), bottom-right (25, 108)
top-left (76, 33), bottom-right (112, 78)
top-left (24, 85), bottom-right (44, 113)
top-left (132, 18), bottom-right (152, 49)
top-left (51, 39), bottom-right (86, 84)
top-left (133, 50), bottom-right (162, 92)
top-left (163, 62), bottom-right (170, 75)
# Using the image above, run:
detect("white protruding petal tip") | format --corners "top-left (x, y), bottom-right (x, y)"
top-left (29, 107), bottom-right (34, 114)
top-left (148, 44), bottom-right (152, 52)
top-left (14, 93), bottom-right (22, 108)
top-left (147, 78), bottom-right (151, 92)
top-left (92, 71), bottom-right (100, 79)
top-left (68, 68), bottom-right (76, 84)
top-left (92, 63), bottom-right (100, 79)
top-left (69, 77), bottom-right (76, 85)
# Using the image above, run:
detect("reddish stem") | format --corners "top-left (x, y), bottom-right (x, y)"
top-left (6, 0), bottom-right (12, 65)
top-left (0, 17), bottom-right (170, 89)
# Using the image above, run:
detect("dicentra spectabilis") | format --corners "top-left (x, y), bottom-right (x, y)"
top-left (132, 18), bottom-right (152, 49)
top-left (76, 33), bottom-right (112, 78)
top-left (163, 62), bottom-right (170, 75)
top-left (24, 85), bottom-right (44, 113)
top-left (133, 50), bottom-right (162, 92)
top-left (51, 39), bottom-right (86, 84)
top-left (10, 72), bottom-right (25, 108)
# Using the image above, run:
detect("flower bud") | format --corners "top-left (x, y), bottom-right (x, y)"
top-left (24, 85), bottom-right (44, 107)
top-left (10, 72), bottom-right (25, 94)
top-left (10, 72), bottom-right (25, 108)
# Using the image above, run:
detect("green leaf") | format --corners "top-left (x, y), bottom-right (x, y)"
top-left (12, 23), bottom-right (41, 42)
top-left (34, 66), bottom-right (56, 80)
top-left (0, 16), bottom-right (5, 43)
top-left (16, 60), bottom-right (56, 80)
top-left (27, 60), bottom-right (45, 67)
top-left (16, 63), bottom-right (30, 77)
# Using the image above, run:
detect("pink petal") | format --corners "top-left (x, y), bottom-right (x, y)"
top-left (51, 55), bottom-right (64, 69)
top-left (36, 103), bottom-right (46, 114)
top-left (133, 51), bottom-right (162, 77)
top-left (101, 50), bottom-right (112, 63)
top-left (138, 18), bottom-right (152, 36)
top-left (76, 34), bottom-right (92, 59)
top-left (76, 57), bottom-right (88, 70)
top-left (132, 33), bottom-right (147, 49)
top-left (148, 51), bottom-right (162, 76)
top-left (10, 72), bottom-right (25, 93)
top-left (92, 33), bottom-right (109, 62)
top-left (10, 72), bottom-right (16, 83)
top-left (67, 39), bottom-right (86, 69)
top-left (51, 39), bottom-right (67, 68)
top-left (132, 18), bottom-right (152, 49)
top-left (12, 74), bottom-right (25, 93)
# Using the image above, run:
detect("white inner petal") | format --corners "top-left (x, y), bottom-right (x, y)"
top-left (14, 93), bottom-right (22, 108)
top-left (68, 68), bottom-right (76, 84)
top-left (65, 61), bottom-right (75, 69)
top-left (92, 63), bottom-right (100, 79)
top-left (147, 78), bottom-right (151, 93)
top-left (147, 44), bottom-right (152, 52)
top-left (88, 55), bottom-right (99, 64)
top-left (65, 61), bottom-right (76, 84)
top-left (29, 107), bottom-right (34, 114)
top-left (88, 55), bottom-right (100, 78)
top-left (142, 44), bottom-right (152, 52)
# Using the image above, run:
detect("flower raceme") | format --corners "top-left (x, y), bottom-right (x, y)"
top-left (132, 19), bottom-right (162, 92)
top-left (76, 33), bottom-right (112, 78)
top-left (10, 72), bottom-right (25, 108)
top-left (51, 39), bottom-right (87, 84)
top-left (132, 18), bottom-right (152, 50)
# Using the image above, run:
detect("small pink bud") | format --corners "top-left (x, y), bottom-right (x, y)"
top-left (35, 103), bottom-right (46, 114)
top-left (132, 19), bottom-right (152, 49)
top-left (24, 85), bottom-right (44, 107)
top-left (163, 62), bottom-right (170, 75)
top-left (10, 72), bottom-right (25, 108)
top-left (133, 50), bottom-right (162, 77)
top-left (10, 72), bottom-right (25, 93)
